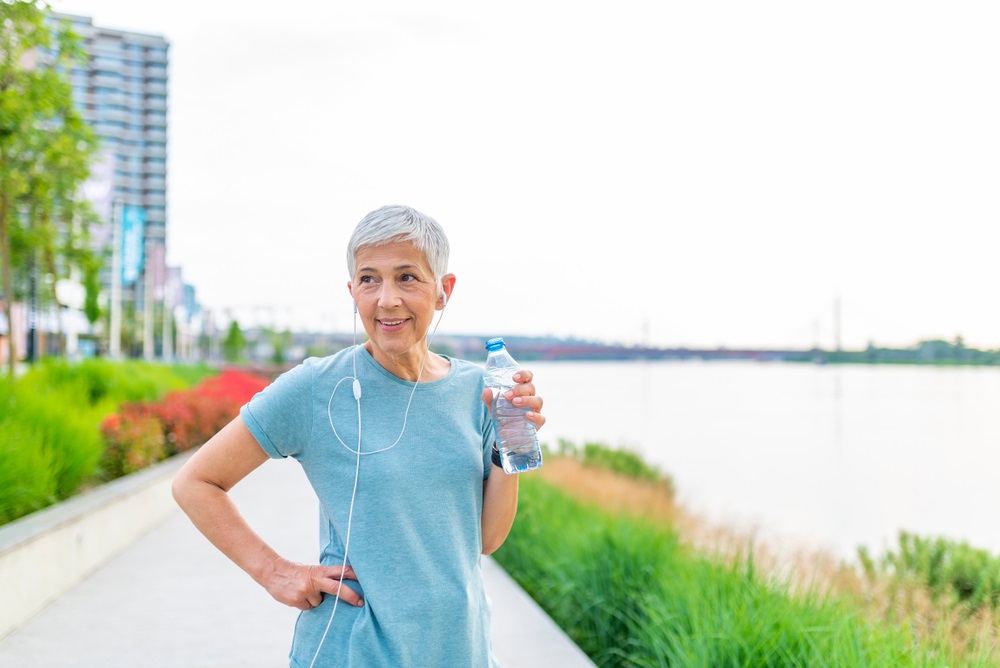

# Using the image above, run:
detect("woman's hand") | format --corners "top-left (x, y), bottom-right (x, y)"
top-left (481, 368), bottom-right (545, 431)
top-left (261, 556), bottom-right (364, 611)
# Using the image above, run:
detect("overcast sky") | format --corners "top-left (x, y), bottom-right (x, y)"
top-left (50, 0), bottom-right (1000, 350)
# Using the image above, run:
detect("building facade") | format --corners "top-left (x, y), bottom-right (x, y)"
top-left (56, 13), bottom-right (169, 252)
top-left (49, 13), bottom-right (183, 358)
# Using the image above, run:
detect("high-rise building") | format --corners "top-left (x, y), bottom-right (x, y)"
top-left (56, 13), bottom-right (169, 249)
top-left (52, 13), bottom-right (171, 357)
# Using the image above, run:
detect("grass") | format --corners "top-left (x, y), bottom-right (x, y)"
top-left (494, 443), bottom-right (998, 667)
top-left (0, 359), bottom-right (214, 525)
top-left (859, 533), bottom-right (1000, 613)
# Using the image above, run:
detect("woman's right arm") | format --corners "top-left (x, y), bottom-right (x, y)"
top-left (172, 416), bottom-right (363, 610)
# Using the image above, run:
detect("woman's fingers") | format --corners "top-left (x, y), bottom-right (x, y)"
top-left (509, 369), bottom-right (545, 431)
top-left (276, 563), bottom-right (364, 611)
top-left (311, 565), bottom-right (364, 608)
top-left (483, 368), bottom-right (546, 430)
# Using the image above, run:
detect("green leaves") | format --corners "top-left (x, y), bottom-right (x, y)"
top-left (0, 2), bottom-right (100, 371)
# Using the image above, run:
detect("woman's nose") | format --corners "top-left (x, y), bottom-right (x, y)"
top-left (377, 283), bottom-right (401, 307)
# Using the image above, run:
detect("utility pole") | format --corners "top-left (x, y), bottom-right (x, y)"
top-left (143, 239), bottom-right (154, 361)
top-left (109, 200), bottom-right (122, 358)
top-left (162, 278), bottom-right (173, 362)
top-left (834, 295), bottom-right (842, 352)
top-left (26, 249), bottom-right (37, 362)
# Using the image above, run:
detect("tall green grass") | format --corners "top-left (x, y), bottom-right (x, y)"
top-left (0, 359), bottom-right (214, 525)
top-left (494, 476), bottom-right (995, 667)
top-left (860, 532), bottom-right (1000, 614)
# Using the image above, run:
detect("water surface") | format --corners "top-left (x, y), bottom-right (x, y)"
top-left (529, 360), bottom-right (1000, 561)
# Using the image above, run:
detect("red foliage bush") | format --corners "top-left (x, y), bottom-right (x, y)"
top-left (100, 409), bottom-right (166, 479)
top-left (100, 370), bottom-right (270, 478)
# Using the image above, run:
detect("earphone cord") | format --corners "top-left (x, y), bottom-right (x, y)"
top-left (311, 305), bottom-right (446, 667)
top-left (309, 416), bottom-right (361, 668)
top-left (327, 308), bottom-right (446, 455)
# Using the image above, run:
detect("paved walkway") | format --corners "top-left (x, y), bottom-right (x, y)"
top-left (0, 458), bottom-right (595, 667)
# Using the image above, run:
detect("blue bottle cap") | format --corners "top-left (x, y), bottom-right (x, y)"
top-left (485, 337), bottom-right (505, 352)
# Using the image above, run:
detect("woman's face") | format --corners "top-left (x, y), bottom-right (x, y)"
top-left (348, 241), bottom-right (454, 370)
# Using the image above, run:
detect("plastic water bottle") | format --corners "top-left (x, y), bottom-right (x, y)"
top-left (483, 338), bottom-right (542, 474)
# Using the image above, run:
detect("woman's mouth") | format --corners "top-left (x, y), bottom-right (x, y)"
top-left (378, 318), bottom-right (408, 330)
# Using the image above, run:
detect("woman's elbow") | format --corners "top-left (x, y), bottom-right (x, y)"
top-left (171, 472), bottom-right (192, 510)
top-left (481, 529), bottom-right (510, 555)
top-left (171, 466), bottom-right (208, 512)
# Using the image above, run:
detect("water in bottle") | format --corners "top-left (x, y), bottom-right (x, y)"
top-left (483, 337), bottom-right (542, 474)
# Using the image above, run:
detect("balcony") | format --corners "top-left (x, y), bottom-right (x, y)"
top-left (91, 91), bottom-right (126, 107)
top-left (143, 193), bottom-right (167, 207)
top-left (143, 175), bottom-right (167, 190)
top-left (100, 108), bottom-right (126, 123)
top-left (118, 175), bottom-right (143, 191)
top-left (93, 74), bottom-right (122, 89)
top-left (145, 51), bottom-right (168, 66)
top-left (144, 129), bottom-right (167, 143)
top-left (144, 82), bottom-right (168, 97)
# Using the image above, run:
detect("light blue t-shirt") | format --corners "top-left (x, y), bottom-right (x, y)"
top-left (240, 345), bottom-right (498, 668)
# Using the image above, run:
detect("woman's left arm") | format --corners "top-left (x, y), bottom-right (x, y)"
top-left (481, 369), bottom-right (545, 554)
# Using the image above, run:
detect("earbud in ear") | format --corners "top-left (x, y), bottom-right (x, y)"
top-left (441, 292), bottom-right (448, 307)
top-left (353, 300), bottom-right (358, 314)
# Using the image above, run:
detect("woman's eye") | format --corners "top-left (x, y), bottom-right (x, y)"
top-left (359, 275), bottom-right (377, 284)
top-left (400, 274), bottom-right (417, 282)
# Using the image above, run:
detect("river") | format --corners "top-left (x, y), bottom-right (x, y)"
top-left (528, 359), bottom-right (1000, 562)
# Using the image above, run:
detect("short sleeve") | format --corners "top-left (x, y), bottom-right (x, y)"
top-left (240, 361), bottom-right (314, 459)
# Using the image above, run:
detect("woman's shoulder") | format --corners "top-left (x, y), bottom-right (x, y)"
top-left (444, 356), bottom-right (486, 386)
top-left (266, 347), bottom-right (357, 389)
top-left (302, 346), bottom-right (358, 373)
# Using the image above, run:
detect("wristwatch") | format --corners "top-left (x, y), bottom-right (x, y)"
top-left (491, 442), bottom-right (503, 468)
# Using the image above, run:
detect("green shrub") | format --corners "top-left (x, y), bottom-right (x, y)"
top-left (15, 358), bottom-right (192, 413)
top-left (870, 531), bottom-right (1000, 613)
top-left (552, 439), bottom-right (675, 495)
top-left (581, 441), bottom-right (663, 483)
top-left (0, 381), bottom-right (58, 524)
top-left (0, 360), bottom-right (207, 525)
top-left (1, 381), bottom-right (105, 501)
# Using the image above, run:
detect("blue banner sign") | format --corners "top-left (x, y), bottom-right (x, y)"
top-left (121, 206), bottom-right (145, 286)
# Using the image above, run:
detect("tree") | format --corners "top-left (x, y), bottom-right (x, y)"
top-left (262, 326), bottom-right (292, 365)
top-left (0, 1), bottom-right (98, 373)
top-left (223, 320), bottom-right (246, 363)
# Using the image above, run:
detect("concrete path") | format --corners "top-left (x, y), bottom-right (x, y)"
top-left (0, 458), bottom-right (595, 667)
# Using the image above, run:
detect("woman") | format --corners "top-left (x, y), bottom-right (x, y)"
top-left (172, 205), bottom-right (545, 667)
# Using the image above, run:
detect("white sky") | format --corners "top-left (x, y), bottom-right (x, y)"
top-left (50, 0), bottom-right (1000, 350)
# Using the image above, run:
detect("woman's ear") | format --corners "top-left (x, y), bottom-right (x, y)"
top-left (438, 274), bottom-right (456, 310)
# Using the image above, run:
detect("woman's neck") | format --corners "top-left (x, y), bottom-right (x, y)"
top-left (364, 342), bottom-right (450, 383)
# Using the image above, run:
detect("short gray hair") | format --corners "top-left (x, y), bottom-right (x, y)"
top-left (347, 205), bottom-right (450, 285)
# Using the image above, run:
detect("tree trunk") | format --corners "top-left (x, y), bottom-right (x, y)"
top-left (41, 209), bottom-right (65, 357)
top-left (0, 188), bottom-right (16, 376)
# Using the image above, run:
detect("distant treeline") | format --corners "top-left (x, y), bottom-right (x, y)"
top-left (277, 331), bottom-right (1000, 365)
top-left (818, 337), bottom-right (1000, 366)
top-left (436, 335), bottom-right (1000, 365)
